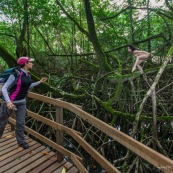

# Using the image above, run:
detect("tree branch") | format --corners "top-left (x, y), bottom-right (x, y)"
top-left (105, 33), bottom-right (167, 53)
top-left (132, 44), bottom-right (173, 136)
top-left (0, 32), bottom-right (15, 38)
top-left (55, 0), bottom-right (89, 38)
top-left (102, 6), bottom-right (173, 21)
top-left (165, 0), bottom-right (173, 11)
top-left (35, 27), bottom-right (55, 55)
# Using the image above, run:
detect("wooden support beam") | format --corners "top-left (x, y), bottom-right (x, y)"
top-left (71, 154), bottom-right (89, 173)
top-left (26, 110), bottom-right (120, 173)
top-left (55, 106), bottom-right (64, 162)
top-left (27, 92), bottom-right (173, 173)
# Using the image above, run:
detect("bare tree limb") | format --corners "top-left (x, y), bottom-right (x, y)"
top-left (55, 0), bottom-right (89, 38)
top-left (132, 44), bottom-right (173, 136)
top-left (165, 0), bottom-right (173, 11)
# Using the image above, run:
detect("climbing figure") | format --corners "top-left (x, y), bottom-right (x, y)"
top-left (127, 45), bottom-right (150, 74)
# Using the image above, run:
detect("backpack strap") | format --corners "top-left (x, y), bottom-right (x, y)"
top-left (13, 68), bottom-right (20, 79)
top-left (8, 69), bottom-right (21, 90)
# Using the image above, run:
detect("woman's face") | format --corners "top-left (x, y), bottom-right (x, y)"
top-left (127, 47), bottom-right (132, 52)
top-left (25, 61), bottom-right (33, 70)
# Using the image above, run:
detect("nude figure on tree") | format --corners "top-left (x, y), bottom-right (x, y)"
top-left (128, 45), bottom-right (151, 74)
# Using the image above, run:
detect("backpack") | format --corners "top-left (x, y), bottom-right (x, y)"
top-left (0, 67), bottom-right (20, 93)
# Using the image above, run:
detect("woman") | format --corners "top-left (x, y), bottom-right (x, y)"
top-left (128, 45), bottom-right (150, 74)
top-left (0, 57), bottom-right (47, 149)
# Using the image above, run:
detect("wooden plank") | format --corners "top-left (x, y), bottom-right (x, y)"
top-left (0, 142), bottom-right (40, 167)
top-left (51, 165), bottom-right (64, 173)
top-left (0, 133), bottom-right (29, 144)
top-left (66, 166), bottom-right (80, 173)
top-left (56, 106), bottom-right (64, 162)
top-left (40, 160), bottom-right (66, 173)
top-left (0, 142), bottom-right (22, 156)
top-left (1, 130), bottom-right (15, 137)
top-left (52, 162), bottom-right (73, 173)
top-left (0, 138), bottom-right (33, 161)
top-left (0, 138), bottom-right (18, 151)
top-left (1, 128), bottom-right (78, 173)
top-left (0, 136), bottom-right (14, 143)
top-left (16, 151), bottom-right (56, 173)
top-left (4, 125), bottom-right (11, 133)
top-left (28, 155), bottom-right (59, 173)
top-left (0, 137), bottom-right (31, 156)
top-left (65, 162), bottom-right (73, 168)
top-left (3, 146), bottom-right (48, 173)
top-left (0, 132), bottom-right (15, 142)
top-left (71, 154), bottom-right (88, 173)
top-left (0, 136), bottom-right (16, 148)
top-left (0, 136), bottom-right (28, 151)
top-left (0, 143), bottom-right (42, 172)
top-left (9, 117), bottom-right (83, 162)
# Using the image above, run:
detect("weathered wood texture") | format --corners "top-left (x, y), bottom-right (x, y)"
top-left (0, 126), bottom-right (79, 173)
top-left (27, 92), bottom-right (173, 173)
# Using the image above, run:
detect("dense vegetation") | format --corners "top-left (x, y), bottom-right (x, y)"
top-left (1, 0), bottom-right (173, 172)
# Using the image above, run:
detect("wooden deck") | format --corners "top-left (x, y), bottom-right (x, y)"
top-left (0, 125), bottom-right (79, 173)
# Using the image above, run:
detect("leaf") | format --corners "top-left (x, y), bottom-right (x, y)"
top-left (61, 167), bottom-right (66, 173)
top-left (15, 157), bottom-right (20, 160)
top-left (28, 151), bottom-right (33, 154)
top-left (42, 151), bottom-right (49, 155)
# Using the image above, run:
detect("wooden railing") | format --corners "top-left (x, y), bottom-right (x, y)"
top-left (5, 92), bottom-right (173, 173)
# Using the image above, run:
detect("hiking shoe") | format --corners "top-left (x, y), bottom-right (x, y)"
top-left (19, 142), bottom-right (29, 149)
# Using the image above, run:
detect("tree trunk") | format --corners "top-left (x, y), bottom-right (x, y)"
top-left (0, 45), bottom-right (16, 67)
top-left (83, 0), bottom-right (111, 73)
top-left (16, 0), bottom-right (28, 58)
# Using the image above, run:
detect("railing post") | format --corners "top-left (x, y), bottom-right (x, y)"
top-left (56, 106), bottom-right (64, 162)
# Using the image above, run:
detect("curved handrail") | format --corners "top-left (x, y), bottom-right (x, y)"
top-left (26, 110), bottom-right (119, 173)
top-left (27, 92), bottom-right (173, 173)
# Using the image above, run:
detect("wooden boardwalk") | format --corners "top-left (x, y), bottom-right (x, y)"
top-left (0, 125), bottom-right (79, 173)
top-left (1, 92), bottom-right (173, 173)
